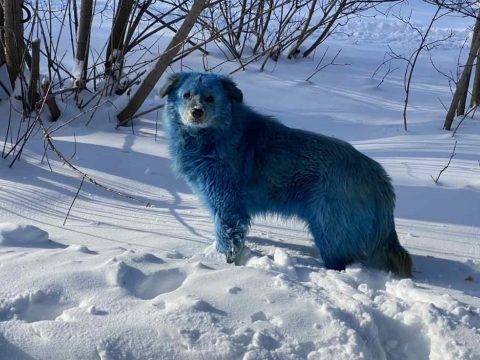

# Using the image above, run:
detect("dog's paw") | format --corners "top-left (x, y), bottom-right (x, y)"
top-left (226, 243), bottom-right (250, 265)
top-left (226, 245), bottom-right (240, 264)
top-left (233, 245), bottom-right (251, 266)
top-left (226, 251), bottom-right (235, 264)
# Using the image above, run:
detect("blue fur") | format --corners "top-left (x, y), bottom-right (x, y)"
top-left (161, 72), bottom-right (411, 275)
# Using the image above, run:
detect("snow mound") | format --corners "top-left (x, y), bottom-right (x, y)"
top-left (0, 244), bottom-right (479, 359)
top-left (332, 16), bottom-right (469, 49)
top-left (0, 223), bottom-right (49, 246)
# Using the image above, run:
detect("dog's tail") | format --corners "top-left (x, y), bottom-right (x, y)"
top-left (384, 230), bottom-right (412, 278)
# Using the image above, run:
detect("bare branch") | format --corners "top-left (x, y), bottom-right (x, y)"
top-left (430, 140), bottom-right (458, 184)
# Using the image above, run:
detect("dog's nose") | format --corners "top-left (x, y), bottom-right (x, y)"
top-left (192, 108), bottom-right (204, 119)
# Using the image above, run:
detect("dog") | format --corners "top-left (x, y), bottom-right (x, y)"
top-left (160, 72), bottom-right (412, 278)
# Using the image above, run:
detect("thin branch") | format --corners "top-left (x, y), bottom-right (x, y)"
top-left (305, 48), bottom-right (350, 82)
top-left (117, 103), bottom-right (164, 127)
top-left (63, 175), bottom-right (85, 225)
top-left (430, 140), bottom-right (458, 183)
top-left (36, 115), bottom-right (153, 207)
top-left (452, 104), bottom-right (478, 136)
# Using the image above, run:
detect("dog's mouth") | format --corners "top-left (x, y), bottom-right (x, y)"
top-left (190, 116), bottom-right (205, 124)
top-left (183, 115), bottom-right (209, 127)
top-left (180, 108), bottom-right (209, 127)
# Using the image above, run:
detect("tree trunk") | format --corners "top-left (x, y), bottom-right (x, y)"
top-left (234, 0), bottom-right (248, 45)
top-left (303, 0), bottom-right (346, 58)
top-left (288, 0), bottom-right (317, 59)
top-left (0, 4), bottom-right (5, 66)
top-left (3, 0), bottom-right (25, 88)
top-left (105, 0), bottom-right (135, 78)
top-left (74, 0), bottom-right (93, 85)
top-left (42, 80), bottom-right (61, 121)
top-left (457, 18), bottom-right (480, 115)
top-left (117, 0), bottom-right (207, 124)
top-left (252, 0), bottom-right (273, 55)
top-left (444, 18), bottom-right (480, 130)
top-left (28, 39), bottom-right (40, 110)
top-left (470, 46), bottom-right (480, 107)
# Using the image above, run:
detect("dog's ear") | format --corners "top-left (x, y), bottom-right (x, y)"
top-left (159, 73), bottom-right (185, 98)
top-left (220, 77), bottom-right (243, 103)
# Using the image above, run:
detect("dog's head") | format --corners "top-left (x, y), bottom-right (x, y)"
top-left (159, 72), bottom-right (243, 128)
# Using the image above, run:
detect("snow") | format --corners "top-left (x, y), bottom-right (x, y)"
top-left (333, 13), bottom-right (471, 48)
top-left (71, 60), bottom-right (85, 80)
top-left (1, 3), bottom-right (480, 360)
top-left (0, 223), bottom-right (49, 246)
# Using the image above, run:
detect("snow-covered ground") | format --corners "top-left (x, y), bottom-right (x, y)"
top-left (0, 3), bottom-right (479, 359)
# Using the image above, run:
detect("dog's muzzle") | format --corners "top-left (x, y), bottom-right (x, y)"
top-left (191, 108), bottom-right (204, 123)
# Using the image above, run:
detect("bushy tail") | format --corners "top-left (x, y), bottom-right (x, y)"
top-left (385, 231), bottom-right (412, 278)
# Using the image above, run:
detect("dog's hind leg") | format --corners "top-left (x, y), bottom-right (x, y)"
top-left (307, 216), bottom-right (354, 272)
top-left (311, 233), bottom-right (353, 271)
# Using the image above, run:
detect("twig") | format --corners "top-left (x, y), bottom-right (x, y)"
top-left (452, 104), bottom-right (478, 136)
top-left (430, 140), bottom-right (458, 183)
top-left (155, 110), bottom-right (159, 142)
top-left (36, 115), bottom-right (153, 207)
top-left (375, 61), bottom-right (399, 88)
top-left (64, 175), bottom-right (85, 225)
top-left (116, 103), bottom-right (164, 127)
top-left (305, 48), bottom-right (349, 82)
top-left (67, 133), bottom-right (77, 161)
top-left (401, 6), bottom-right (443, 131)
top-left (437, 97), bottom-right (448, 112)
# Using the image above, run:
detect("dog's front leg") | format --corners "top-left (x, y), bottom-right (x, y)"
top-left (201, 162), bottom-right (250, 263)
top-left (214, 212), bottom-right (250, 264)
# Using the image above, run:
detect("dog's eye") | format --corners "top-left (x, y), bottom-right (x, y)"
top-left (205, 95), bottom-right (214, 103)
top-left (183, 92), bottom-right (191, 99)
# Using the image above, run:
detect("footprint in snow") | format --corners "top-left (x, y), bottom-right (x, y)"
top-left (228, 286), bottom-right (242, 294)
top-left (0, 290), bottom-right (73, 323)
top-left (106, 261), bottom-right (187, 300)
top-left (250, 311), bottom-right (268, 322)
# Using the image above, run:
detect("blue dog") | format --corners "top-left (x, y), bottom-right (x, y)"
top-left (160, 72), bottom-right (412, 277)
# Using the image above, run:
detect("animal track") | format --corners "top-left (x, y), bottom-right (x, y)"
top-left (108, 262), bottom-right (187, 300)
top-left (250, 311), bottom-right (268, 322)
top-left (0, 290), bottom-right (72, 323)
top-left (228, 286), bottom-right (242, 294)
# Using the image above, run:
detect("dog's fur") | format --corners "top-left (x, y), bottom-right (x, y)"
top-left (160, 72), bottom-right (412, 278)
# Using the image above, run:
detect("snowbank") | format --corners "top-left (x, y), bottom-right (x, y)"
top-left (0, 223), bottom-right (49, 246)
